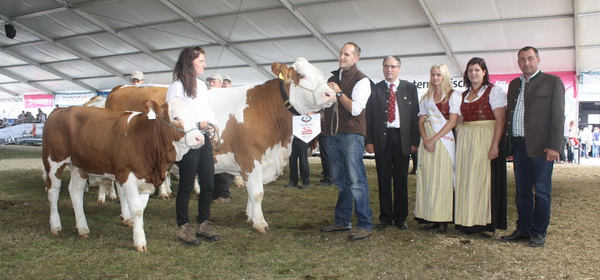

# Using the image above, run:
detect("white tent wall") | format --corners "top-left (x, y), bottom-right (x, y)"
top-left (0, 0), bottom-right (599, 118)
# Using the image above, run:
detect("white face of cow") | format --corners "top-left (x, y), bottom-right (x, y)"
top-left (166, 98), bottom-right (205, 160)
top-left (288, 58), bottom-right (337, 115)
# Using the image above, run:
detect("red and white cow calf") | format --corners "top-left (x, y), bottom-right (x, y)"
top-left (42, 98), bottom-right (204, 252)
top-left (210, 57), bottom-right (336, 232)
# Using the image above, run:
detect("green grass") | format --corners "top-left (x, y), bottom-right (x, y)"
top-left (1, 147), bottom-right (599, 279)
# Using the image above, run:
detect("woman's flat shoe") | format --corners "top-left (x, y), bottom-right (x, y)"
top-left (419, 223), bottom-right (439, 231)
top-left (436, 223), bottom-right (447, 233)
top-left (479, 232), bottom-right (494, 238)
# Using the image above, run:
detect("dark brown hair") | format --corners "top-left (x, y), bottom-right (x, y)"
top-left (173, 46), bottom-right (205, 98)
top-left (462, 57), bottom-right (491, 89)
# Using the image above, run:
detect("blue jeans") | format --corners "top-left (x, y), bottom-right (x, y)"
top-left (512, 138), bottom-right (553, 237)
top-left (323, 133), bottom-right (373, 230)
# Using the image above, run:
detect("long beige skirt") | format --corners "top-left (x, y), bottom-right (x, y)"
top-left (414, 120), bottom-right (454, 222)
top-left (454, 120), bottom-right (495, 227)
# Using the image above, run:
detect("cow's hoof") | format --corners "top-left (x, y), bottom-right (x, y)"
top-left (123, 220), bottom-right (133, 227)
top-left (79, 233), bottom-right (89, 238)
top-left (134, 245), bottom-right (147, 252)
top-left (256, 226), bottom-right (269, 234)
top-left (50, 230), bottom-right (61, 235)
top-left (158, 194), bottom-right (171, 200)
top-left (97, 199), bottom-right (105, 204)
top-left (246, 219), bottom-right (253, 226)
top-left (108, 196), bottom-right (117, 201)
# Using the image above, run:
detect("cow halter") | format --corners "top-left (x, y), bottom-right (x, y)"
top-left (279, 79), bottom-right (301, 116)
top-left (155, 112), bottom-right (205, 148)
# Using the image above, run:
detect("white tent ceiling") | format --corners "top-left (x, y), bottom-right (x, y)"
top-left (1, 0), bottom-right (599, 97)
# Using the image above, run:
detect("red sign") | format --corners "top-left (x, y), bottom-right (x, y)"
top-left (24, 94), bottom-right (54, 108)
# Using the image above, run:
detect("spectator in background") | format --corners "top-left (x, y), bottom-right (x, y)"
top-left (37, 108), bottom-right (47, 123)
top-left (317, 110), bottom-right (333, 186)
top-left (206, 73), bottom-right (223, 89)
top-left (566, 120), bottom-right (578, 163)
top-left (130, 70), bottom-right (144, 85)
top-left (580, 125), bottom-right (593, 158)
top-left (286, 136), bottom-right (311, 189)
top-left (222, 76), bottom-right (233, 88)
top-left (592, 126), bottom-right (600, 158)
top-left (212, 73), bottom-right (232, 204)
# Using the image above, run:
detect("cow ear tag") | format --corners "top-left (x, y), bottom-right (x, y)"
top-left (278, 73), bottom-right (284, 80)
top-left (147, 109), bottom-right (156, 120)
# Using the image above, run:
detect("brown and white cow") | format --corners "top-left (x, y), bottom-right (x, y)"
top-left (211, 58), bottom-right (336, 232)
top-left (42, 98), bottom-right (204, 252)
top-left (102, 57), bottom-right (335, 233)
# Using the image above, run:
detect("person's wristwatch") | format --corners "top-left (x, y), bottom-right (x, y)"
top-left (336, 92), bottom-right (343, 98)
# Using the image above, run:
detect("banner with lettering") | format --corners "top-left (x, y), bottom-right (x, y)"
top-left (54, 92), bottom-right (96, 107)
top-left (24, 94), bottom-right (53, 108)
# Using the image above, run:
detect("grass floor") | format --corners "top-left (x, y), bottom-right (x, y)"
top-left (1, 145), bottom-right (599, 279)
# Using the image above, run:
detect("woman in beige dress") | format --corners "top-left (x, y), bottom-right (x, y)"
top-left (454, 57), bottom-right (507, 238)
top-left (414, 64), bottom-right (461, 233)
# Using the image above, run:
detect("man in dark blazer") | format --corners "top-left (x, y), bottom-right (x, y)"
top-left (366, 56), bottom-right (420, 230)
top-left (501, 46), bottom-right (565, 247)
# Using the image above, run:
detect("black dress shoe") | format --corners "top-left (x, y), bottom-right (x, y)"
top-left (396, 221), bottom-right (408, 230)
top-left (284, 182), bottom-right (298, 188)
top-left (300, 184), bottom-right (310, 189)
top-left (500, 230), bottom-right (531, 242)
top-left (528, 235), bottom-right (545, 247)
top-left (419, 223), bottom-right (439, 231)
top-left (376, 223), bottom-right (392, 230)
top-left (409, 170), bottom-right (417, 175)
top-left (316, 181), bottom-right (333, 186)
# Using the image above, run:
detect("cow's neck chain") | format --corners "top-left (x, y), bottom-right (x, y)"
top-left (279, 79), bottom-right (301, 116)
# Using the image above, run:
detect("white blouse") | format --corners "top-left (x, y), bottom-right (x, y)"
top-left (166, 79), bottom-right (217, 125)
top-left (462, 84), bottom-right (507, 111)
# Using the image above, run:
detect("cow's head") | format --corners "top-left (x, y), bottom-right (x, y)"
top-left (272, 57), bottom-right (336, 115)
top-left (143, 98), bottom-right (205, 161)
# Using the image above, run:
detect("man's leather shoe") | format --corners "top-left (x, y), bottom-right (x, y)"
top-left (321, 224), bottom-right (351, 233)
top-left (500, 230), bottom-right (531, 242)
top-left (528, 235), bottom-right (545, 247)
top-left (349, 228), bottom-right (373, 241)
top-left (396, 221), bottom-right (408, 230)
top-left (284, 182), bottom-right (297, 188)
top-left (300, 184), bottom-right (310, 189)
top-left (316, 181), bottom-right (333, 186)
top-left (376, 223), bottom-right (392, 230)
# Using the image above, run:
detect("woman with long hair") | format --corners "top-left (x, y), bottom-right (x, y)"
top-left (167, 46), bottom-right (219, 245)
top-left (414, 64), bottom-right (460, 233)
top-left (454, 57), bottom-right (507, 238)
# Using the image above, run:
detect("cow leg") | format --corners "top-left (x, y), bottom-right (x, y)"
top-left (47, 168), bottom-right (63, 235)
top-left (116, 183), bottom-right (133, 227)
top-left (121, 174), bottom-right (148, 252)
top-left (233, 175), bottom-right (245, 188)
top-left (193, 176), bottom-right (200, 195)
top-left (245, 167), bottom-right (268, 233)
top-left (108, 181), bottom-right (118, 201)
top-left (158, 171), bottom-right (172, 199)
top-left (68, 166), bottom-right (90, 238)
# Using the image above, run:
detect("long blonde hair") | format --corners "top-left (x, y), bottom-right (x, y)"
top-left (421, 64), bottom-right (453, 103)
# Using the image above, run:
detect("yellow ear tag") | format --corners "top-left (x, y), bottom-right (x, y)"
top-left (147, 109), bottom-right (156, 120)
top-left (278, 73), bottom-right (284, 80)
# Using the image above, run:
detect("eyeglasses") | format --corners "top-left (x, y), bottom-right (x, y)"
top-left (383, 65), bottom-right (399, 69)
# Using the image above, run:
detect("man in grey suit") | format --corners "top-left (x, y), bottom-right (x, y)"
top-left (366, 56), bottom-right (420, 230)
top-left (501, 46), bottom-right (565, 247)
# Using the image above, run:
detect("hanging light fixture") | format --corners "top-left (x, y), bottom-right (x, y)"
top-left (5, 23), bottom-right (16, 39)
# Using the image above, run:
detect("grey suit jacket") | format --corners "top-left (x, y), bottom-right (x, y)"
top-left (505, 72), bottom-right (565, 158)
top-left (366, 79), bottom-right (420, 155)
